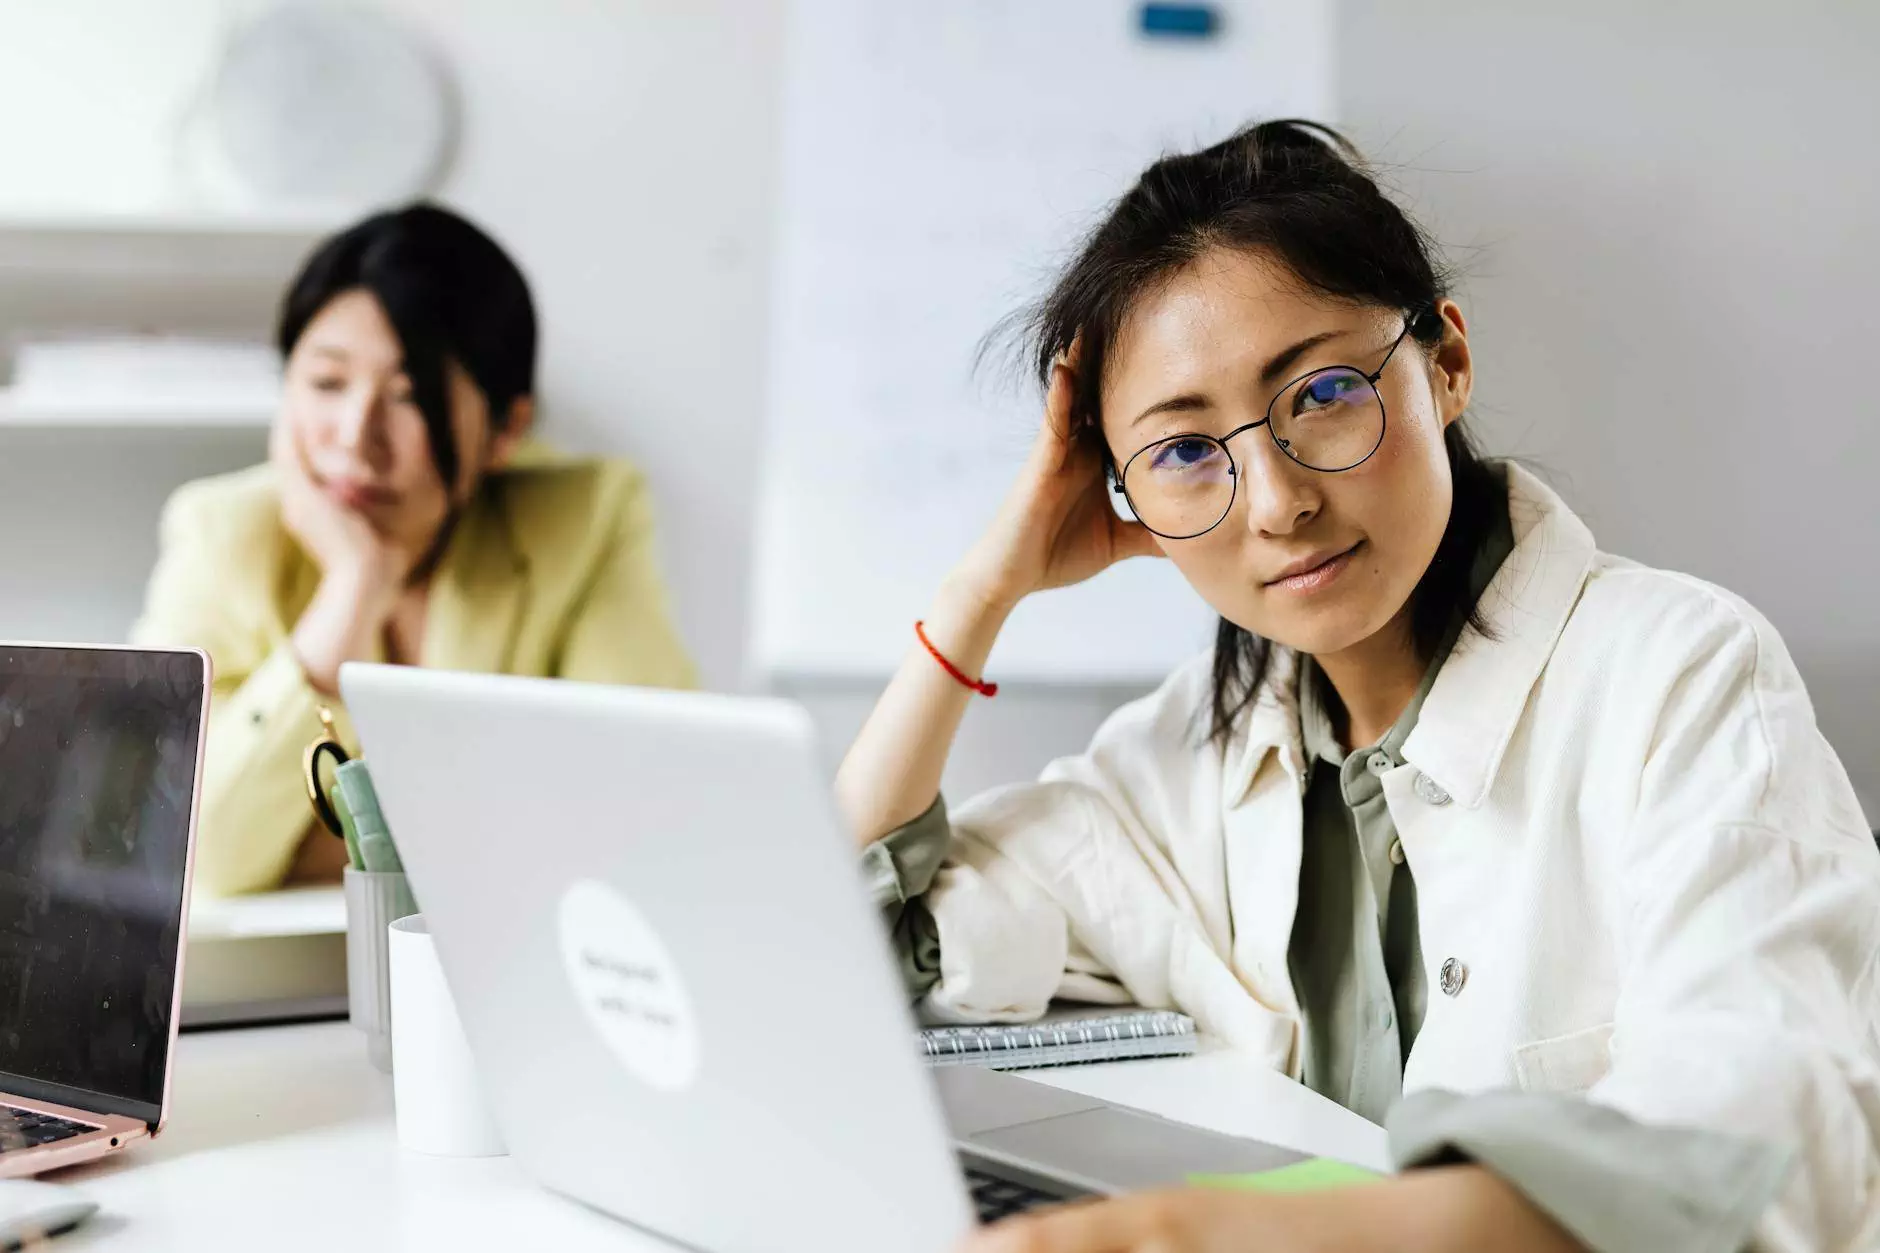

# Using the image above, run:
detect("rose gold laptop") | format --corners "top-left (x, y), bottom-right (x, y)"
top-left (0, 643), bottom-right (209, 1177)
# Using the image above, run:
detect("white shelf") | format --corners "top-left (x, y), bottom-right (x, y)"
top-left (0, 397), bottom-right (273, 429)
top-left (0, 214), bottom-right (332, 350)
top-left (0, 214), bottom-right (290, 650)
top-left (0, 209), bottom-right (344, 237)
top-left (0, 218), bottom-right (324, 281)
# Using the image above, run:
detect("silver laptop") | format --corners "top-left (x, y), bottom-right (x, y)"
top-left (0, 643), bottom-right (209, 1178)
top-left (342, 665), bottom-right (1301, 1253)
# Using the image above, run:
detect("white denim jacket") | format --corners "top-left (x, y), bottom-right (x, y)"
top-left (919, 466), bottom-right (1880, 1252)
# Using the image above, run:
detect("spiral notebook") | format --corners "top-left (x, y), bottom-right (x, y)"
top-left (917, 1008), bottom-right (1198, 1070)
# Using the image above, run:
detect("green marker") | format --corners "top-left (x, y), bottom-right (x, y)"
top-left (330, 784), bottom-right (364, 870)
top-left (335, 760), bottom-right (402, 874)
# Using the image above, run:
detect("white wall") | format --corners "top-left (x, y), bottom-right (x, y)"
top-left (5, 1), bottom-right (1872, 810)
top-left (382, 0), bottom-right (781, 701)
top-left (0, 0), bottom-right (1125, 798)
top-left (395, 0), bottom-right (1131, 792)
top-left (1342, 0), bottom-right (1880, 815)
top-left (0, 3), bottom-right (228, 216)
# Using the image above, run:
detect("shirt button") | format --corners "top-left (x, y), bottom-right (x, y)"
top-left (1366, 752), bottom-right (1392, 776)
top-left (1388, 837), bottom-right (1405, 866)
top-left (1414, 772), bottom-right (1451, 806)
top-left (1440, 957), bottom-right (1469, 997)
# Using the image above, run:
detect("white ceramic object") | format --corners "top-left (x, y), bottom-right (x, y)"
top-left (388, 915), bottom-right (506, 1158)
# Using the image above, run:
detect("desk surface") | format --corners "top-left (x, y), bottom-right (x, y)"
top-left (54, 1023), bottom-right (1387, 1251)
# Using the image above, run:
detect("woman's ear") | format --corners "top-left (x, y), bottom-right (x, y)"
top-left (487, 395), bottom-right (536, 469)
top-left (1431, 299), bottom-right (1473, 427)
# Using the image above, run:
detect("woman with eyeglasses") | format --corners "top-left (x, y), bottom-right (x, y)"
top-left (838, 122), bottom-right (1879, 1253)
top-left (133, 204), bottom-right (695, 897)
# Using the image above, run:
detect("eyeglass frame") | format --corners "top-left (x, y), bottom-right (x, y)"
top-left (1107, 310), bottom-right (1431, 541)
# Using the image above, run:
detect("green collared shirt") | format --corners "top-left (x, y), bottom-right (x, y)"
top-left (1291, 650), bottom-right (1435, 1123)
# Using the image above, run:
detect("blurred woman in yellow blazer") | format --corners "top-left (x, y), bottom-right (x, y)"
top-left (133, 204), bottom-right (695, 896)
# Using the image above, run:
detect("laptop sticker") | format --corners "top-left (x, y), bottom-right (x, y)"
top-left (557, 879), bottom-right (701, 1091)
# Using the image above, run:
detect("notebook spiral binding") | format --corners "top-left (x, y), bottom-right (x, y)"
top-left (918, 1010), bottom-right (1197, 1070)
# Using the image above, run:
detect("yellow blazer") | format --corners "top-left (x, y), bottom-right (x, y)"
top-left (132, 449), bottom-right (697, 897)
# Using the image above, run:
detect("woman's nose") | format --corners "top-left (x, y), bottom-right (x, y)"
top-left (1231, 431), bottom-right (1320, 538)
top-left (332, 389), bottom-right (388, 458)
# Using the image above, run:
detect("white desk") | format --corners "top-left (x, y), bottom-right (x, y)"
top-left (54, 1023), bottom-right (1387, 1251)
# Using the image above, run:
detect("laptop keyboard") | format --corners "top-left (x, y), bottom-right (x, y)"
top-left (0, 1105), bottom-right (99, 1152)
top-left (964, 1167), bottom-right (1061, 1223)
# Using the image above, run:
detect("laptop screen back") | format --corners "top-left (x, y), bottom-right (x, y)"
top-left (0, 646), bottom-right (206, 1121)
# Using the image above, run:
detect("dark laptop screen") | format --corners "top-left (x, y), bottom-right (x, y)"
top-left (0, 646), bottom-right (205, 1118)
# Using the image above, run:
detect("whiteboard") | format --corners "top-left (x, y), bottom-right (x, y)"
top-left (754, 0), bottom-right (1334, 683)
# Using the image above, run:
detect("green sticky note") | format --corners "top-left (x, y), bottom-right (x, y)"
top-left (1189, 1158), bottom-right (1381, 1193)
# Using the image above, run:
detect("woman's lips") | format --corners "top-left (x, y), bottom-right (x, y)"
top-left (1264, 542), bottom-right (1361, 593)
top-left (320, 478), bottom-right (398, 511)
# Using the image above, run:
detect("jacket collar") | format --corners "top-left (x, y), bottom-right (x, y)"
top-left (1223, 464), bottom-right (1597, 810)
top-left (1403, 465), bottom-right (1596, 809)
top-left (422, 482), bottom-right (532, 675)
top-left (1224, 648), bottom-right (1305, 802)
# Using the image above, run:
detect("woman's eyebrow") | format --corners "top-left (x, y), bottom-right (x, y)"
top-left (1128, 392), bottom-right (1211, 430)
top-left (1126, 327), bottom-right (1354, 429)
top-left (1257, 328), bottom-right (1345, 387)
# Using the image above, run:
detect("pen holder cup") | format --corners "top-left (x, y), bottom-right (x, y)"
top-left (344, 866), bottom-right (419, 1072)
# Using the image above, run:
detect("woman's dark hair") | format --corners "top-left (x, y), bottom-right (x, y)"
top-left (277, 202), bottom-right (537, 490)
top-left (1023, 119), bottom-right (1503, 743)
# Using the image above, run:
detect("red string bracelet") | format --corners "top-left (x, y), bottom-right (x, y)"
top-left (914, 621), bottom-right (998, 698)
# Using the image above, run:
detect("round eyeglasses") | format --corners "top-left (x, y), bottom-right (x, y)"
top-left (1113, 316), bottom-right (1421, 540)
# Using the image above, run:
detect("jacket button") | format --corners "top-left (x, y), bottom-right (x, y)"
top-left (1414, 772), bottom-right (1451, 806)
top-left (1388, 837), bottom-right (1405, 865)
top-left (1440, 957), bottom-right (1468, 997)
